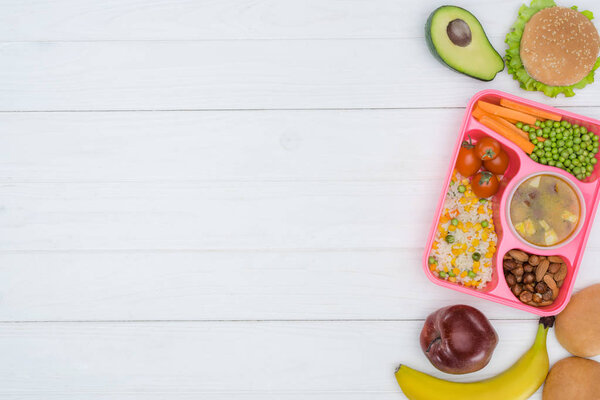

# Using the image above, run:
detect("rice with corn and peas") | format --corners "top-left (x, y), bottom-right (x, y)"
top-left (429, 171), bottom-right (497, 289)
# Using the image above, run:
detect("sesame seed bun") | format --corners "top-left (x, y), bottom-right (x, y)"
top-left (520, 6), bottom-right (600, 87)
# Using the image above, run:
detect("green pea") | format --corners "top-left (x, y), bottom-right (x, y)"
top-left (574, 167), bottom-right (582, 174)
top-left (552, 154), bottom-right (559, 161)
top-left (592, 158), bottom-right (598, 165)
top-left (530, 154), bottom-right (539, 162)
top-left (581, 126), bottom-right (588, 134)
top-left (472, 252), bottom-right (481, 261)
top-left (594, 134), bottom-right (599, 141)
top-left (540, 157), bottom-right (548, 165)
top-left (553, 121), bottom-right (560, 128)
top-left (428, 256), bottom-right (436, 265)
top-left (451, 218), bottom-right (459, 226)
top-left (549, 160), bottom-right (556, 166)
top-left (523, 125), bottom-right (530, 132)
top-left (543, 127), bottom-right (551, 134)
top-left (594, 148), bottom-right (599, 155)
top-left (468, 271), bottom-right (477, 278)
top-left (556, 133), bottom-right (563, 140)
top-left (535, 121), bottom-right (541, 127)
top-left (587, 165), bottom-right (594, 172)
top-left (536, 149), bottom-right (544, 157)
top-left (561, 120), bottom-right (569, 127)
top-left (479, 198), bottom-right (487, 203)
top-left (481, 220), bottom-right (489, 228)
top-left (529, 132), bottom-right (537, 140)
top-left (458, 185), bottom-right (466, 193)
top-left (542, 133), bottom-right (549, 139)
top-left (439, 271), bottom-right (448, 278)
top-left (516, 122), bottom-right (523, 129)
top-left (559, 156), bottom-right (566, 163)
top-left (574, 144), bottom-right (581, 151)
top-left (574, 128), bottom-right (581, 135)
top-left (536, 142), bottom-right (543, 149)
top-left (564, 159), bottom-right (572, 167)
top-left (566, 140), bottom-right (574, 147)
top-left (556, 161), bottom-right (564, 168)
top-left (448, 270), bottom-right (456, 277)
top-left (577, 174), bottom-right (584, 180)
top-left (532, 138), bottom-right (538, 145)
top-left (587, 145), bottom-right (594, 151)
top-left (445, 234), bottom-right (455, 244)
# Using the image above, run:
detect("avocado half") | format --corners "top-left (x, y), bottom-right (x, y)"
top-left (425, 6), bottom-right (504, 81)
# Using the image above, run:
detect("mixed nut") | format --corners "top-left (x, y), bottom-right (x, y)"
top-left (503, 249), bottom-right (568, 307)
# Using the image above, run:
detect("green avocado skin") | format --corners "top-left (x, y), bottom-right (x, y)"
top-left (425, 5), bottom-right (504, 82)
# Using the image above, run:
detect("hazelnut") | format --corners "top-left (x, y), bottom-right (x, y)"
top-left (506, 273), bottom-right (517, 286)
top-left (523, 272), bottom-right (535, 284)
top-left (535, 282), bottom-right (548, 293)
top-left (512, 283), bottom-right (523, 297)
top-left (520, 291), bottom-right (533, 303)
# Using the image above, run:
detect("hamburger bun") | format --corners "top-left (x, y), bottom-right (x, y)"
top-left (520, 6), bottom-right (600, 86)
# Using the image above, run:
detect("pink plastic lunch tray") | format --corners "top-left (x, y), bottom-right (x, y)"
top-left (423, 89), bottom-right (600, 316)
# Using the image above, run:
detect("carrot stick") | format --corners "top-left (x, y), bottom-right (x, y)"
top-left (473, 106), bottom-right (518, 124)
top-left (500, 98), bottom-right (562, 121)
top-left (478, 115), bottom-right (535, 154)
top-left (537, 136), bottom-right (546, 142)
top-left (473, 108), bottom-right (529, 141)
top-left (489, 115), bottom-right (530, 141)
top-left (477, 101), bottom-right (537, 125)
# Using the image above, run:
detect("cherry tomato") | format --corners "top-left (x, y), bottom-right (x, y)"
top-left (475, 137), bottom-right (501, 161)
top-left (483, 150), bottom-right (509, 175)
top-left (456, 136), bottom-right (482, 177)
top-left (471, 171), bottom-right (499, 198)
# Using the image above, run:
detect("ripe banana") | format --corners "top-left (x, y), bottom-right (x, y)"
top-left (395, 317), bottom-right (554, 400)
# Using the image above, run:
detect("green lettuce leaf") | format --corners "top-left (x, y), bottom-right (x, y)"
top-left (505, 0), bottom-right (600, 97)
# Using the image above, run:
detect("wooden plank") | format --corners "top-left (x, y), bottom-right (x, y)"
top-left (0, 320), bottom-right (587, 399)
top-left (1, 247), bottom-right (600, 321)
top-left (3, 39), bottom-right (600, 111)
top-left (0, 108), bottom-right (463, 182)
top-left (0, 0), bottom-right (529, 41)
top-left (2, 179), bottom-right (600, 252)
top-left (0, 180), bottom-right (438, 250)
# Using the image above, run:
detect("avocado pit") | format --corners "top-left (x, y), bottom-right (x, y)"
top-left (447, 19), bottom-right (472, 47)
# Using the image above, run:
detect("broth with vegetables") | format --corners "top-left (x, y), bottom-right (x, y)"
top-left (510, 174), bottom-right (581, 247)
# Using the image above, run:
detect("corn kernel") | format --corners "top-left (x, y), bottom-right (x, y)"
top-left (477, 205), bottom-right (485, 214)
top-left (448, 225), bottom-right (456, 232)
top-left (465, 190), bottom-right (473, 198)
top-left (444, 266), bottom-right (449, 272)
top-left (440, 215), bottom-right (449, 223)
top-left (466, 222), bottom-right (473, 229)
top-left (462, 179), bottom-right (469, 185)
top-left (461, 271), bottom-right (468, 278)
top-left (459, 198), bottom-right (468, 204)
top-left (430, 264), bottom-right (437, 271)
top-left (485, 252), bottom-right (493, 258)
top-left (482, 232), bottom-right (489, 241)
top-left (465, 205), bottom-right (472, 212)
top-left (472, 239), bottom-right (480, 246)
top-left (432, 242), bottom-right (438, 249)
top-left (474, 224), bottom-right (482, 231)
top-left (448, 276), bottom-right (457, 282)
top-left (468, 246), bottom-right (475, 253)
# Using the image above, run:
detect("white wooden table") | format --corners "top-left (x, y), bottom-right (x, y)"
top-left (1, 1), bottom-right (599, 398)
